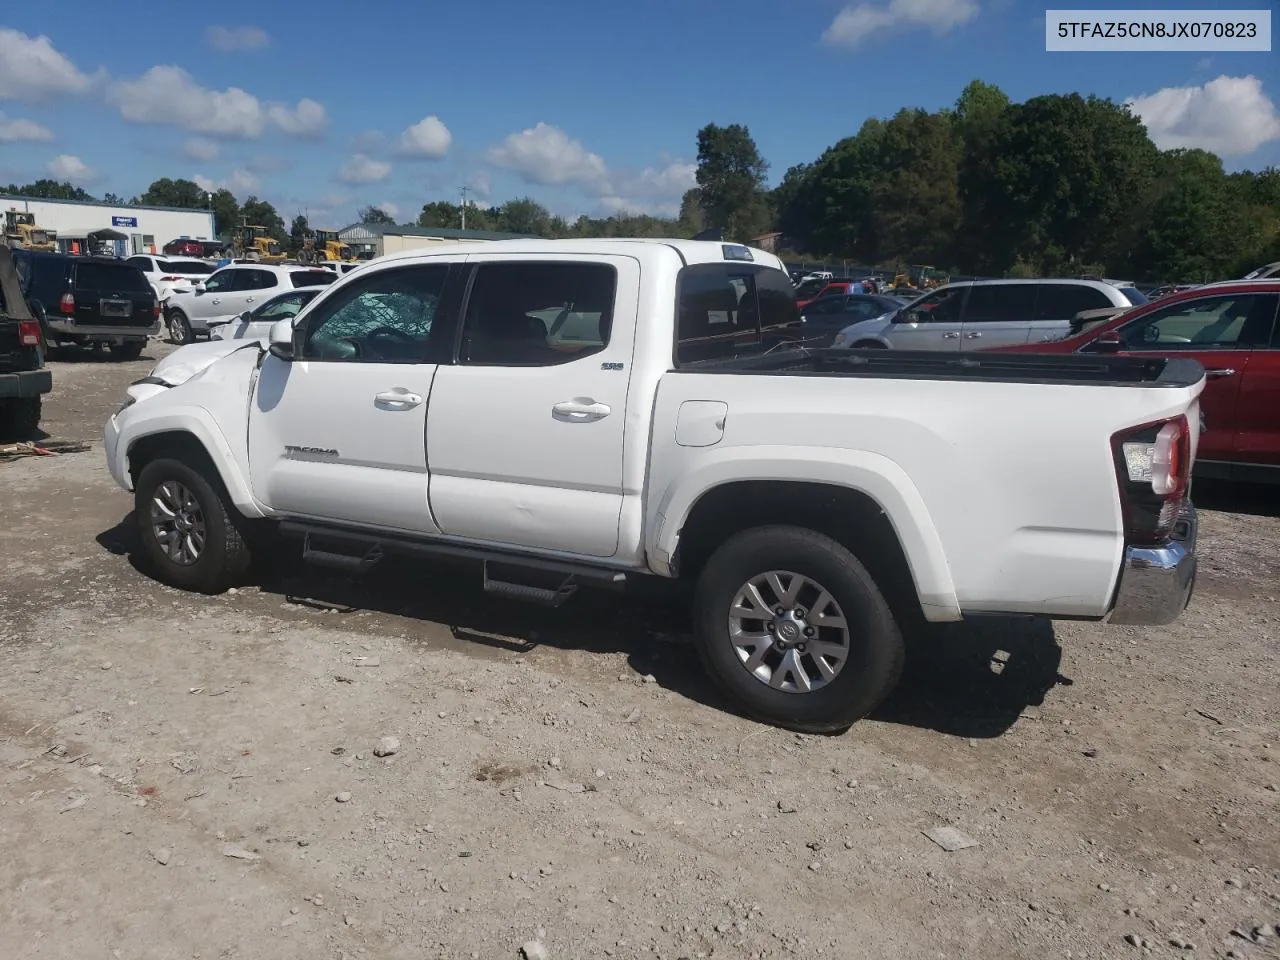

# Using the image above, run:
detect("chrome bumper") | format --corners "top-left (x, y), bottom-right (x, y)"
top-left (1108, 502), bottom-right (1197, 626)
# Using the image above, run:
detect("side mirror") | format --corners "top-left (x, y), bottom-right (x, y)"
top-left (239, 310), bottom-right (253, 322)
top-left (193, 282), bottom-right (206, 294)
top-left (267, 317), bottom-right (294, 360)
top-left (1095, 330), bottom-right (1122, 353)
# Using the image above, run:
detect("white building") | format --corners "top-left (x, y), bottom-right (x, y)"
top-left (1, 194), bottom-right (216, 258)
top-left (337, 223), bottom-right (536, 259)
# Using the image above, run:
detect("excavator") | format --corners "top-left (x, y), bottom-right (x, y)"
top-left (4, 209), bottom-right (57, 252)
top-left (229, 224), bottom-right (285, 263)
top-left (298, 228), bottom-right (354, 264)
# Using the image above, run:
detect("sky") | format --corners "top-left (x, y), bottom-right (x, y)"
top-left (0, 0), bottom-right (1277, 228)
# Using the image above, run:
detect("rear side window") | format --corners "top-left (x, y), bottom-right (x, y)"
top-left (1035, 283), bottom-right (1114, 320)
top-left (675, 264), bottom-right (800, 366)
top-left (290, 270), bottom-right (338, 288)
top-left (75, 263), bottom-right (150, 293)
top-left (963, 284), bottom-right (1038, 323)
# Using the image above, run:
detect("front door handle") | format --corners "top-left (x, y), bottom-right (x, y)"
top-left (375, 389), bottom-right (424, 407)
top-left (210, 298), bottom-right (221, 304)
top-left (965, 331), bottom-right (982, 339)
top-left (941, 331), bottom-right (960, 339)
top-left (552, 398), bottom-right (610, 422)
top-left (1205, 368), bottom-right (1235, 379)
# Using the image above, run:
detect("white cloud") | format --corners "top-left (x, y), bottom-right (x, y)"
top-left (1126, 75), bottom-right (1280, 157)
top-left (108, 65), bottom-right (328, 139)
top-left (181, 137), bottom-right (220, 161)
top-left (267, 98), bottom-right (328, 138)
top-left (487, 122), bottom-right (610, 191)
top-left (337, 153), bottom-right (392, 184)
top-left (0, 28), bottom-right (94, 101)
top-left (398, 115), bottom-right (452, 159)
top-left (376, 201), bottom-right (400, 219)
top-left (206, 26), bottom-right (270, 52)
top-left (467, 170), bottom-right (492, 201)
top-left (821, 0), bottom-right (979, 46)
top-left (0, 112), bottom-right (54, 143)
top-left (46, 154), bottom-right (99, 185)
top-left (193, 168), bottom-right (261, 195)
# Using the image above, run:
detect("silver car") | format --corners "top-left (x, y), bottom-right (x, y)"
top-left (831, 279), bottom-right (1146, 351)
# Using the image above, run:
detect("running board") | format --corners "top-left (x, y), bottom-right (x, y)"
top-left (483, 561), bottom-right (578, 607)
top-left (302, 533), bottom-right (383, 574)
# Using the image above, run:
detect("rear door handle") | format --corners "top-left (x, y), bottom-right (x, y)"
top-left (552, 398), bottom-right (610, 422)
top-left (210, 298), bottom-right (221, 304)
top-left (964, 331), bottom-right (982, 339)
top-left (941, 331), bottom-right (960, 339)
top-left (375, 389), bottom-right (424, 407)
top-left (1205, 368), bottom-right (1235, 378)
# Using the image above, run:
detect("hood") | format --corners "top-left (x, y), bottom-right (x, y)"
top-left (126, 339), bottom-right (261, 403)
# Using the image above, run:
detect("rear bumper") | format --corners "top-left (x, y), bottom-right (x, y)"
top-left (46, 319), bottom-right (160, 339)
top-left (1107, 502), bottom-right (1197, 626)
top-left (0, 368), bottom-right (52, 398)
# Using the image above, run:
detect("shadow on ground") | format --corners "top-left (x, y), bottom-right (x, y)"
top-left (1192, 479), bottom-right (1279, 519)
top-left (96, 517), bottom-right (1067, 739)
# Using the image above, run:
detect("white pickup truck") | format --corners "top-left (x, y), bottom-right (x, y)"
top-left (104, 239), bottom-right (1203, 732)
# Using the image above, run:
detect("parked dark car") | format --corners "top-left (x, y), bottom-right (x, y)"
top-left (798, 293), bottom-right (906, 342)
top-left (162, 239), bottom-right (205, 257)
top-left (13, 250), bottom-right (159, 360)
top-left (0, 244), bottom-right (52, 440)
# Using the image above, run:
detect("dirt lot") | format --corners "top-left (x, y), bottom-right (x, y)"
top-left (2, 341), bottom-right (1277, 960)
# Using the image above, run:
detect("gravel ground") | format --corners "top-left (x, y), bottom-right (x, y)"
top-left (1, 341), bottom-right (1277, 960)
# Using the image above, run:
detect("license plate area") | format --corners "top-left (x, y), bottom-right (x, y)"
top-left (100, 299), bottom-right (132, 318)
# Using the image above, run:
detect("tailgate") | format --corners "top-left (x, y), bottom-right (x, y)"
top-left (74, 262), bottom-right (157, 328)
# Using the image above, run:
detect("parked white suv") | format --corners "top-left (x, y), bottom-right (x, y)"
top-left (832, 279), bottom-right (1146, 350)
top-left (163, 263), bottom-right (337, 344)
top-left (125, 255), bottom-right (217, 303)
top-left (104, 239), bottom-right (1204, 733)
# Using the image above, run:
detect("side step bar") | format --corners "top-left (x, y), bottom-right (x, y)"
top-left (279, 520), bottom-right (628, 607)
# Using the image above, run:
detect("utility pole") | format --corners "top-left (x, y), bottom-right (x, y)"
top-left (460, 186), bottom-right (469, 230)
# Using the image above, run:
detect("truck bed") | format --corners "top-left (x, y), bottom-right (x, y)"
top-left (692, 347), bottom-right (1204, 389)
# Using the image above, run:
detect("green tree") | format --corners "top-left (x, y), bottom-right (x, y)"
top-left (495, 197), bottom-right (553, 236)
top-left (240, 196), bottom-right (286, 241)
top-left (695, 123), bottom-right (771, 241)
top-left (2, 179), bottom-right (96, 201)
top-left (358, 205), bottom-right (395, 225)
top-left (418, 200), bottom-right (461, 228)
top-left (677, 188), bottom-right (703, 235)
top-left (1135, 150), bottom-right (1247, 282)
top-left (290, 214), bottom-right (310, 252)
top-left (102, 192), bottom-right (125, 205)
top-left (210, 189), bottom-right (239, 238)
top-left (953, 80), bottom-right (1011, 272)
top-left (867, 109), bottom-right (962, 266)
top-left (137, 178), bottom-right (208, 209)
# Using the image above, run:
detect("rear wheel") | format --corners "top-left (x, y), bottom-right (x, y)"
top-left (167, 309), bottom-right (193, 346)
top-left (0, 396), bottom-right (41, 441)
top-left (134, 456), bottom-right (253, 594)
top-left (692, 525), bottom-right (905, 733)
top-left (108, 340), bottom-right (144, 361)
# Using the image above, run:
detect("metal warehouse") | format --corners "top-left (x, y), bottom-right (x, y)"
top-left (1, 194), bottom-right (216, 258)
top-left (337, 223), bottom-right (536, 259)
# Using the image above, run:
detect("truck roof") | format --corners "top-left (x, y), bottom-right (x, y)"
top-left (374, 237), bottom-right (786, 271)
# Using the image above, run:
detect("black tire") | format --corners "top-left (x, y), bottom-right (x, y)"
top-left (692, 525), bottom-right (904, 734)
top-left (0, 396), bottom-right (41, 442)
top-left (133, 456), bottom-right (253, 594)
top-left (167, 309), bottom-right (193, 346)
top-left (109, 340), bottom-right (144, 361)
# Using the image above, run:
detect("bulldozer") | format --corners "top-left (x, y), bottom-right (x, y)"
top-left (229, 224), bottom-right (285, 263)
top-left (298, 228), bottom-right (354, 264)
top-left (4, 209), bottom-right (57, 252)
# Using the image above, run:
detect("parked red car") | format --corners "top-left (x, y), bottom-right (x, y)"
top-left (796, 281), bottom-right (858, 310)
top-left (997, 281), bottom-right (1280, 484)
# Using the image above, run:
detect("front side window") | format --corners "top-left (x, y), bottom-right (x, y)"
top-left (256, 292), bottom-right (308, 321)
top-left (459, 262), bottom-right (616, 366)
top-left (203, 269), bottom-right (236, 293)
top-left (963, 284), bottom-right (1038, 323)
top-left (902, 286), bottom-right (965, 324)
top-left (302, 264), bottom-right (447, 363)
top-left (1116, 294), bottom-right (1279, 350)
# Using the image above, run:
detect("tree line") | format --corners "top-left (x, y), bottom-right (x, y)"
top-left (6, 81), bottom-right (1277, 280)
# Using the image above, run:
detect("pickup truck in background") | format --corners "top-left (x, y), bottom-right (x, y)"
top-left (104, 240), bottom-right (1204, 732)
top-left (0, 243), bottom-right (52, 440)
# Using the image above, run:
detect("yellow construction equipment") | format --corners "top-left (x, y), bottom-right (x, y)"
top-left (299, 228), bottom-right (353, 264)
top-left (4, 209), bottom-right (57, 252)
top-left (230, 224), bottom-right (285, 263)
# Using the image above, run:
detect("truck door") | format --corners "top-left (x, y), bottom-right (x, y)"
top-left (425, 254), bottom-right (638, 558)
top-left (247, 261), bottom-right (458, 533)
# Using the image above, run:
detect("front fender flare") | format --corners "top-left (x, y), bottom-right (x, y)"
top-left (648, 446), bottom-right (961, 621)
top-left (117, 406), bottom-right (265, 519)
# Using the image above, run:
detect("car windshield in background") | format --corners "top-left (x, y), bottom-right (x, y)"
top-left (163, 260), bottom-right (215, 275)
top-left (1118, 286), bottom-right (1148, 306)
top-left (77, 263), bottom-right (150, 292)
top-left (290, 271), bottom-right (338, 288)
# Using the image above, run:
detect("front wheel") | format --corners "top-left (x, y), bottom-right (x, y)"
top-left (692, 525), bottom-right (904, 733)
top-left (134, 457), bottom-right (253, 593)
top-left (167, 309), bottom-right (193, 345)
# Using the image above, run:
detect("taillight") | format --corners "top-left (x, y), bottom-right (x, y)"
top-left (159, 275), bottom-right (181, 282)
top-left (153, 300), bottom-right (161, 318)
top-left (1112, 415), bottom-right (1191, 545)
top-left (59, 291), bottom-right (76, 315)
top-left (17, 319), bottom-right (41, 347)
